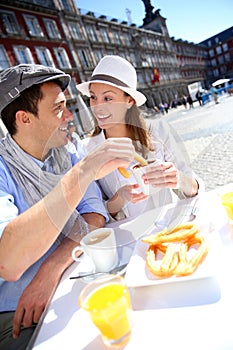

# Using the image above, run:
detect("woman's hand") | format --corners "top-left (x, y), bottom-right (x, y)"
top-left (142, 161), bottom-right (179, 189)
top-left (142, 161), bottom-right (199, 197)
top-left (107, 184), bottom-right (148, 217)
top-left (117, 184), bottom-right (149, 204)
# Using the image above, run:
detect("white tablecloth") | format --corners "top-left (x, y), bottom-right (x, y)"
top-left (28, 185), bottom-right (233, 350)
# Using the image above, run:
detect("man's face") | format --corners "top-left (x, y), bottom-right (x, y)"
top-left (32, 82), bottom-right (72, 154)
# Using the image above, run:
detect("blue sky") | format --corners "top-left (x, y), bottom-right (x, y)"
top-left (76, 0), bottom-right (232, 43)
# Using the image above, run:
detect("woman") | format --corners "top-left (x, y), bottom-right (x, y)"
top-left (77, 55), bottom-right (202, 221)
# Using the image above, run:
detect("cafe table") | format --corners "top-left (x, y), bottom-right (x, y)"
top-left (28, 185), bottom-right (233, 350)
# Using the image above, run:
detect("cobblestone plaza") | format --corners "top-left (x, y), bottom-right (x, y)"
top-left (153, 94), bottom-right (233, 191)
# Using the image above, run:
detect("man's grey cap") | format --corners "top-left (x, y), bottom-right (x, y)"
top-left (0, 64), bottom-right (71, 116)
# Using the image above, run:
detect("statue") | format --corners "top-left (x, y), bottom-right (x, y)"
top-left (142, 0), bottom-right (154, 24)
top-left (141, 0), bottom-right (166, 35)
top-left (142, 0), bottom-right (154, 12)
top-left (141, 0), bottom-right (161, 25)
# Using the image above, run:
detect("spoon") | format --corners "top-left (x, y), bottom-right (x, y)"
top-left (69, 263), bottom-right (128, 280)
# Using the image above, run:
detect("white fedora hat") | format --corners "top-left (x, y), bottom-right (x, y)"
top-left (76, 55), bottom-right (147, 107)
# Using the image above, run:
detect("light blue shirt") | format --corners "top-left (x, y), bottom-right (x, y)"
top-left (0, 141), bottom-right (108, 312)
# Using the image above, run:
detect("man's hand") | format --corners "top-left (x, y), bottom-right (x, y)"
top-left (13, 269), bottom-right (59, 338)
top-left (12, 237), bottom-right (77, 338)
top-left (12, 212), bottom-right (105, 338)
top-left (81, 138), bottom-right (135, 181)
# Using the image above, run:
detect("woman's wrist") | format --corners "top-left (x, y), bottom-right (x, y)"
top-left (107, 191), bottom-right (125, 216)
top-left (178, 173), bottom-right (199, 198)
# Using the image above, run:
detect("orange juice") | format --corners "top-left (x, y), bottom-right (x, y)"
top-left (221, 192), bottom-right (233, 220)
top-left (81, 281), bottom-right (132, 347)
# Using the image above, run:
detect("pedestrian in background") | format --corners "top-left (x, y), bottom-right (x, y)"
top-left (67, 120), bottom-right (80, 147)
top-left (163, 102), bottom-right (169, 114)
top-left (182, 95), bottom-right (187, 109)
top-left (209, 86), bottom-right (219, 104)
top-left (159, 102), bottom-right (165, 115)
top-left (187, 95), bottom-right (194, 109)
top-left (196, 90), bottom-right (203, 106)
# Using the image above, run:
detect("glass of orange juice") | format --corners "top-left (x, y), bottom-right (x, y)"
top-left (221, 192), bottom-right (233, 223)
top-left (78, 274), bottom-right (132, 348)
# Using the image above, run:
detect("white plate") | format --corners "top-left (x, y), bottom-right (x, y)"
top-left (125, 230), bottom-right (221, 288)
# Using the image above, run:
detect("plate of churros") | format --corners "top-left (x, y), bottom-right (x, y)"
top-left (125, 223), bottom-right (220, 288)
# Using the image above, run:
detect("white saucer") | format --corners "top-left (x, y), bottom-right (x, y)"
top-left (74, 245), bottom-right (133, 282)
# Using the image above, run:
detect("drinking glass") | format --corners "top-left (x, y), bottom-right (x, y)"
top-left (78, 274), bottom-right (132, 348)
top-left (221, 192), bottom-right (233, 224)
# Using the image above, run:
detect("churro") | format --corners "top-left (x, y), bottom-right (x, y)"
top-left (143, 223), bottom-right (208, 278)
top-left (118, 153), bottom-right (148, 178)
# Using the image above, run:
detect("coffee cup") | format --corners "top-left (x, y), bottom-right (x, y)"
top-left (72, 228), bottom-right (118, 273)
top-left (130, 159), bottom-right (162, 195)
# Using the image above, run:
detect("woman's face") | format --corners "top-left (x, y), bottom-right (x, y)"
top-left (89, 83), bottom-right (134, 130)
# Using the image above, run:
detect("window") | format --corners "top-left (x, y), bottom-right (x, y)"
top-left (86, 24), bottom-right (97, 41)
top-left (99, 27), bottom-right (109, 43)
top-left (53, 48), bottom-right (71, 68)
top-left (0, 11), bottom-right (20, 35)
top-left (146, 55), bottom-right (153, 66)
top-left (146, 37), bottom-right (153, 50)
top-left (211, 58), bottom-right (217, 67)
top-left (0, 45), bottom-right (11, 69)
top-left (129, 52), bottom-right (136, 67)
top-left (68, 21), bottom-right (83, 40)
top-left (213, 68), bottom-right (219, 77)
top-left (35, 47), bottom-right (54, 66)
top-left (224, 53), bottom-right (230, 62)
top-left (218, 55), bottom-right (224, 64)
top-left (67, 77), bottom-right (79, 98)
top-left (209, 49), bottom-right (214, 57)
top-left (122, 32), bottom-right (131, 46)
top-left (141, 37), bottom-right (149, 49)
top-left (111, 30), bottom-right (121, 45)
top-left (93, 49), bottom-right (104, 65)
top-left (60, 0), bottom-right (73, 11)
top-left (13, 46), bottom-right (34, 64)
top-left (220, 66), bottom-right (227, 74)
top-left (137, 71), bottom-right (144, 85)
top-left (216, 46), bottom-right (222, 55)
top-left (76, 49), bottom-right (93, 68)
top-left (222, 43), bottom-right (228, 52)
top-left (23, 15), bottom-right (44, 37)
top-left (43, 19), bottom-right (61, 39)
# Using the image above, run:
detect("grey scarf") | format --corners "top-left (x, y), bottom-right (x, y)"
top-left (0, 133), bottom-right (88, 243)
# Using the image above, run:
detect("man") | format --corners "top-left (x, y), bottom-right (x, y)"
top-left (0, 64), bottom-right (134, 349)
